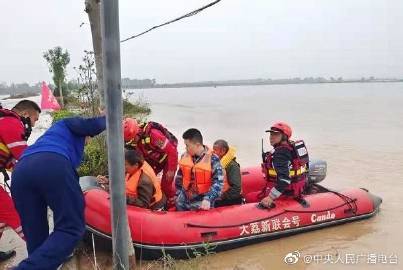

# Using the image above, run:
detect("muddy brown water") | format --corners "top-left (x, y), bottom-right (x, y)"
top-left (1, 82), bottom-right (402, 269)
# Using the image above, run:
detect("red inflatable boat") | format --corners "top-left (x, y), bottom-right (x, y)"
top-left (80, 161), bottom-right (382, 259)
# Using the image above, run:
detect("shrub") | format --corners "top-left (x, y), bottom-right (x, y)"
top-left (51, 109), bottom-right (76, 124)
top-left (78, 135), bottom-right (108, 176)
top-left (123, 98), bottom-right (151, 118)
top-left (63, 94), bottom-right (83, 109)
top-left (78, 98), bottom-right (150, 177)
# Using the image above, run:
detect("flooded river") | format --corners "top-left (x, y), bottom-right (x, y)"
top-left (1, 82), bottom-right (402, 269)
top-left (129, 82), bottom-right (402, 270)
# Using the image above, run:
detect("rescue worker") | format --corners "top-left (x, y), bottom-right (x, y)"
top-left (175, 128), bottom-right (224, 211)
top-left (97, 149), bottom-right (166, 210)
top-left (0, 100), bottom-right (41, 262)
top-left (213, 139), bottom-right (243, 207)
top-left (0, 100), bottom-right (40, 170)
top-left (259, 122), bottom-right (309, 208)
top-left (10, 115), bottom-right (106, 270)
top-left (123, 118), bottom-right (178, 203)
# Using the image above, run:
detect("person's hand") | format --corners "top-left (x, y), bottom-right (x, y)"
top-left (167, 196), bottom-right (177, 209)
top-left (96, 175), bottom-right (109, 184)
top-left (98, 106), bottom-right (106, 116)
top-left (127, 195), bottom-right (136, 205)
top-left (168, 196), bottom-right (177, 205)
top-left (260, 196), bottom-right (274, 208)
top-left (200, 199), bottom-right (211, 210)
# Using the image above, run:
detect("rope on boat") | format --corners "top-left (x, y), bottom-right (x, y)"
top-left (310, 184), bottom-right (358, 215)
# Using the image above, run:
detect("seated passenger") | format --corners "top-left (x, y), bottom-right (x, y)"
top-left (213, 140), bottom-right (243, 207)
top-left (259, 122), bottom-right (309, 208)
top-left (97, 150), bottom-right (166, 210)
top-left (175, 128), bottom-right (225, 211)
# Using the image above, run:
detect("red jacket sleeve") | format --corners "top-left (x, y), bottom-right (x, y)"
top-left (149, 129), bottom-right (178, 172)
top-left (0, 117), bottom-right (27, 163)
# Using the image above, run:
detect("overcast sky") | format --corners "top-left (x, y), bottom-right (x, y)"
top-left (1, 0), bottom-right (402, 84)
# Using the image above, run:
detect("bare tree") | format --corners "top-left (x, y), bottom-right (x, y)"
top-left (74, 50), bottom-right (98, 116)
top-left (85, 0), bottom-right (104, 105)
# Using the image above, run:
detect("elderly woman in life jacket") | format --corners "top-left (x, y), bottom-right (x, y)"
top-left (97, 149), bottom-right (166, 210)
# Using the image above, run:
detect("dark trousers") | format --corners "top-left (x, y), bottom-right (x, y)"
top-left (11, 152), bottom-right (85, 270)
top-left (215, 197), bottom-right (244, 207)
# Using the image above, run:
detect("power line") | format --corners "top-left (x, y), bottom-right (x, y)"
top-left (121, 0), bottom-right (222, 43)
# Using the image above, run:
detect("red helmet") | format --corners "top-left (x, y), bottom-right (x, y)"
top-left (123, 118), bottom-right (140, 141)
top-left (266, 121), bottom-right (292, 138)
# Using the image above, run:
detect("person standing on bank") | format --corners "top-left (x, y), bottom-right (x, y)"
top-left (0, 100), bottom-right (41, 262)
top-left (11, 115), bottom-right (106, 270)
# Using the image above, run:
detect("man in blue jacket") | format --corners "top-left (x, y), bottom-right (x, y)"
top-left (10, 116), bottom-right (106, 270)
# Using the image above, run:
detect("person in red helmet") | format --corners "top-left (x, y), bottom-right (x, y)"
top-left (259, 121), bottom-right (309, 208)
top-left (123, 118), bottom-right (178, 204)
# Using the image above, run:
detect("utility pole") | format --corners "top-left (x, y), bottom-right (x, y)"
top-left (100, 0), bottom-right (130, 269)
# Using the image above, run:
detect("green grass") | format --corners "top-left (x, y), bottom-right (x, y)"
top-left (51, 109), bottom-right (77, 124)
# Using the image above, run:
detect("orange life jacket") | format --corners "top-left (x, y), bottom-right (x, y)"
top-left (179, 148), bottom-right (229, 195)
top-left (125, 161), bottom-right (163, 206)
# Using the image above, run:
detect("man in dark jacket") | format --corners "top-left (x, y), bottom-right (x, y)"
top-left (213, 139), bottom-right (243, 207)
top-left (11, 116), bottom-right (106, 270)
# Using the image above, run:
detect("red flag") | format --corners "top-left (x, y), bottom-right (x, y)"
top-left (40, 82), bottom-right (61, 111)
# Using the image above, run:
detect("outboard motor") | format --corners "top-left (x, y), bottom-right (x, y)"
top-left (308, 159), bottom-right (327, 184)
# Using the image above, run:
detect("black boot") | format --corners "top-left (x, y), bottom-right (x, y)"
top-left (0, 250), bottom-right (16, 262)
